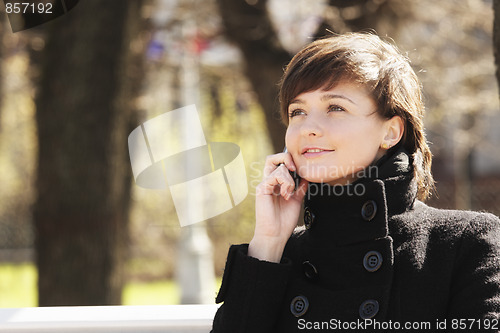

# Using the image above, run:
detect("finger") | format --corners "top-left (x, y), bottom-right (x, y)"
top-left (258, 165), bottom-right (296, 197)
top-left (280, 177), bottom-right (296, 200)
top-left (281, 152), bottom-right (296, 172)
top-left (276, 167), bottom-right (296, 200)
top-left (263, 152), bottom-right (296, 177)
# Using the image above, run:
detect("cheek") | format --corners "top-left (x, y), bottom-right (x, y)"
top-left (284, 126), bottom-right (299, 149)
top-left (335, 122), bottom-right (383, 159)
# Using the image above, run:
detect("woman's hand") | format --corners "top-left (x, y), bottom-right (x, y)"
top-left (249, 151), bottom-right (309, 263)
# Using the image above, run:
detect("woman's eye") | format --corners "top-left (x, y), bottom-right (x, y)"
top-left (288, 109), bottom-right (305, 118)
top-left (328, 105), bottom-right (345, 112)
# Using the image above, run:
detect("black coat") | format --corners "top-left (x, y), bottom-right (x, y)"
top-left (211, 150), bottom-right (500, 332)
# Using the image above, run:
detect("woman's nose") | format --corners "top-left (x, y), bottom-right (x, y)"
top-left (300, 115), bottom-right (324, 137)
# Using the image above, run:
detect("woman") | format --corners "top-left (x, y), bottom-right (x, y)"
top-left (211, 32), bottom-right (500, 332)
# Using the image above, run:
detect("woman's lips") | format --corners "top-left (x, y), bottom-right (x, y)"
top-left (302, 148), bottom-right (333, 159)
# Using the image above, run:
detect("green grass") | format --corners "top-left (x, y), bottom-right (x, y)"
top-left (0, 263), bottom-right (37, 307)
top-left (122, 280), bottom-right (180, 305)
top-left (0, 263), bottom-right (221, 307)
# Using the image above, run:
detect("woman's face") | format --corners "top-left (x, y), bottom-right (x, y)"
top-left (285, 81), bottom-right (389, 186)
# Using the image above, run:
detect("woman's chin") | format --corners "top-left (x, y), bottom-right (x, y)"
top-left (301, 174), bottom-right (353, 186)
top-left (302, 175), bottom-right (338, 184)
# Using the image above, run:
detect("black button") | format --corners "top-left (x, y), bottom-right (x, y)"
top-left (304, 207), bottom-right (315, 229)
top-left (290, 295), bottom-right (309, 317)
top-left (302, 261), bottom-right (318, 280)
top-left (361, 200), bottom-right (377, 221)
top-left (363, 251), bottom-right (383, 272)
top-left (359, 299), bottom-right (379, 319)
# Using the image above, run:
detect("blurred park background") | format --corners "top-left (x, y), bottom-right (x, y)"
top-left (0, 0), bottom-right (499, 307)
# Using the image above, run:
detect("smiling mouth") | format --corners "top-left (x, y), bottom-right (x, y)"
top-left (305, 149), bottom-right (326, 153)
top-left (302, 148), bottom-right (333, 158)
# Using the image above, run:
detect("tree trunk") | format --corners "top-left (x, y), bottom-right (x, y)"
top-left (494, 0), bottom-right (500, 96)
top-left (0, 13), bottom-right (5, 132)
top-left (33, 0), bottom-right (146, 306)
top-left (217, 0), bottom-right (291, 152)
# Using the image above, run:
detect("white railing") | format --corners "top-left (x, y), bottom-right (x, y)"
top-left (0, 304), bottom-right (220, 333)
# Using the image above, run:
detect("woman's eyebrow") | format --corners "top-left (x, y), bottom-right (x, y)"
top-left (289, 98), bottom-right (304, 105)
top-left (321, 93), bottom-right (357, 105)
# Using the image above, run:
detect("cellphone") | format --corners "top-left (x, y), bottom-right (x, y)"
top-left (283, 147), bottom-right (301, 189)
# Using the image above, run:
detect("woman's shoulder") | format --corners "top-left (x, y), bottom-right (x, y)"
top-left (414, 200), bottom-right (498, 225)
top-left (390, 202), bottom-right (500, 284)
top-left (391, 200), bottom-right (500, 242)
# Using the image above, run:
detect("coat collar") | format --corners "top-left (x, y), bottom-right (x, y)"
top-left (303, 148), bottom-right (417, 247)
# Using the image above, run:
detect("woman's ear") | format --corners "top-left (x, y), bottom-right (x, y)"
top-left (381, 116), bottom-right (404, 149)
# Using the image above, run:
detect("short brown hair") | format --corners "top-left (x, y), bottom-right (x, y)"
top-left (279, 32), bottom-right (434, 200)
